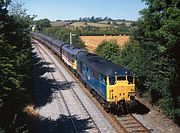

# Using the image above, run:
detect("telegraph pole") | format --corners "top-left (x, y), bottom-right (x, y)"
top-left (70, 32), bottom-right (76, 44)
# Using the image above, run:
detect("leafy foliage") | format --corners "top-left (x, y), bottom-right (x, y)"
top-left (76, 26), bottom-right (131, 36)
top-left (95, 40), bottom-right (119, 63)
top-left (95, 0), bottom-right (180, 122)
top-left (132, 0), bottom-right (180, 120)
top-left (0, 0), bottom-right (33, 132)
top-left (42, 27), bottom-right (85, 48)
top-left (78, 16), bottom-right (113, 22)
top-left (35, 18), bottom-right (51, 31)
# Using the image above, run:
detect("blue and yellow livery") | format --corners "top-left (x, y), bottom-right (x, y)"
top-left (77, 51), bottom-right (135, 112)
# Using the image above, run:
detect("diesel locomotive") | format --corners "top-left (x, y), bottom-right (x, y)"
top-left (33, 33), bottom-right (136, 113)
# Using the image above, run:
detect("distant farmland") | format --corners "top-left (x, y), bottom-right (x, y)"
top-left (50, 21), bottom-right (70, 27)
top-left (71, 22), bottom-right (110, 28)
top-left (80, 35), bottom-right (129, 52)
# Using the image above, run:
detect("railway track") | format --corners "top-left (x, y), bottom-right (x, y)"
top-left (35, 42), bottom-right (101, 133)
top-left (33, 40), bottom-right (116, 133)
top-left (33, 39), bottom-right (152, 133)
top-left (116, 114), bottom-right (151, 133)
top-left (35, 43), bottom-right (80, 132)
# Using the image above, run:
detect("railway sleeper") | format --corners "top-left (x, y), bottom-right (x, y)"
top-left (126, 125), bottom-right (142, 128)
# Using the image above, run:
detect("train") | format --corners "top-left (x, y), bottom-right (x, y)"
top-left (33, 33), bottom-right (136, 114)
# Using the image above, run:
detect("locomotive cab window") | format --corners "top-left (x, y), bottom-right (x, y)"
top-left (109, 77), bottom-right (115, 85)
top-left (117, 76), bottom-right (126, 81)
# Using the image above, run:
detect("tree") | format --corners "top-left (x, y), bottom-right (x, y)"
top-left (121, 0), bottom-right (180, 121)
top-left (107, 21), bottom-right (111, 25)
top-left (42, 27), bottom-right (85, 48)
top-left (0, 0), bottom-right (33, 131)
top-left (94, 0), bottom-right (180, 123)
top-left (90, 16), bottom-right (95, 22)
top-left (35, 18), bottom-right (51, 31)
top-left (95, 40), bottom-right (119, 63)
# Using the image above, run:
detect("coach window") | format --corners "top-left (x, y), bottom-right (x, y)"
top-left (79, 60), bottom-right (82, 73)
top-left (71, 55), bottom-right (74, 62)
top-left (95, 72), bottom-right (98, 78)
top-left (104, 76), bottom-right (107, 85)
top-left (101, 75), bottom-right (106, 85)
top-left (72, 54), bottom-right (75, 60)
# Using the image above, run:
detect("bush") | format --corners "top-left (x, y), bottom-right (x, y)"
top-left (95, 40), bottom-right (119, 63)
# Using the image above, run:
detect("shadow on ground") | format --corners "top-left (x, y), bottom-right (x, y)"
top-left (130, 100), bottom-right (150, 115)
top-left (32, 49), bottom-right (95, 132)
top-left (32, 51), bottom-right (75, 108)
top-left (36, 114), bottom-right (94, 133)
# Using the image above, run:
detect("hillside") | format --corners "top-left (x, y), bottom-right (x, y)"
top-left (98, 20), bottom-right (132, 27)
top-left (70, 22), bottom-right (111, 28)
top-left (50, 21), bottom-right (70, 27)
top-left (50, 18), bottom-right (135, 28)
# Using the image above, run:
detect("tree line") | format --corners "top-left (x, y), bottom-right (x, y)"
top-left (42, 27), bottom-right (85, 48)
top-left (39, 25), bottom-right (131, 37)
top-left (78, 16), bottom-right (113, 22)
top-left (0, 0), bottom-right (33, 132)
top-left (95, 0), bottom-right (180, 124)
top-left (74, 25), bottom-right (131, 36)
top-left (34, 18), bottom-right (133, 48)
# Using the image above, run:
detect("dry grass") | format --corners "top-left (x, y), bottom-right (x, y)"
top-left (24, 105), bottom-right (39, 118)
top-left (70, 22), bottom-right (110, 27)
top-left (51, 21), bottom-right (69, 27)
top-left (80, 35), bottom-right (129, 52)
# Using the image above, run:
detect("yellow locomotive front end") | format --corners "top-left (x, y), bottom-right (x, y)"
top-left (106, 74), bottom-right (136, 112)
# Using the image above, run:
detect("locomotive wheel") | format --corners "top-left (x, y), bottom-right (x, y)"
top-left (119, 104), bottom-right (125, 114)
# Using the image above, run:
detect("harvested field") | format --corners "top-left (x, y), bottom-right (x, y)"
top-left (80, 35), bottom-right (129, 52)
top-left (51, 21), bottom-right (70, 27)
top-left (71, 22), bottom-right (110, 27)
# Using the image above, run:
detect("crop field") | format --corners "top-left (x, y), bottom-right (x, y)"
top-left (51, 21), bottom-right (70, 27)
top-left (71, 22), bottom-right (110, 27)
top-left (80, 35), bottom-right (129, 52)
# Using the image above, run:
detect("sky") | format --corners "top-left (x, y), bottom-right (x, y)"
top-left (17, 0), bottom-right (146, 21)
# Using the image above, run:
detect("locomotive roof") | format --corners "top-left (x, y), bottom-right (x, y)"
top-left (62, 44), bottom-right (86, 55)
top-left (77, 51), bottom-right (132, 76)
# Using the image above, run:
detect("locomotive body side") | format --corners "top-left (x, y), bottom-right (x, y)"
top-left (77, 51), bottom-right (136, 111)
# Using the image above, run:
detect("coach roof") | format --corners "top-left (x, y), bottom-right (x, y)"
top-left (51, 39), bottom-right (64, 47)
top-left (77, 51), bottom-right (131, 76)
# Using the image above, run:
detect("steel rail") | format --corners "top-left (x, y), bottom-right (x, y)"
top-left (35, 41), bottom-right (101, 133)
top-left (34, 43), bottom-right (78, 133)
